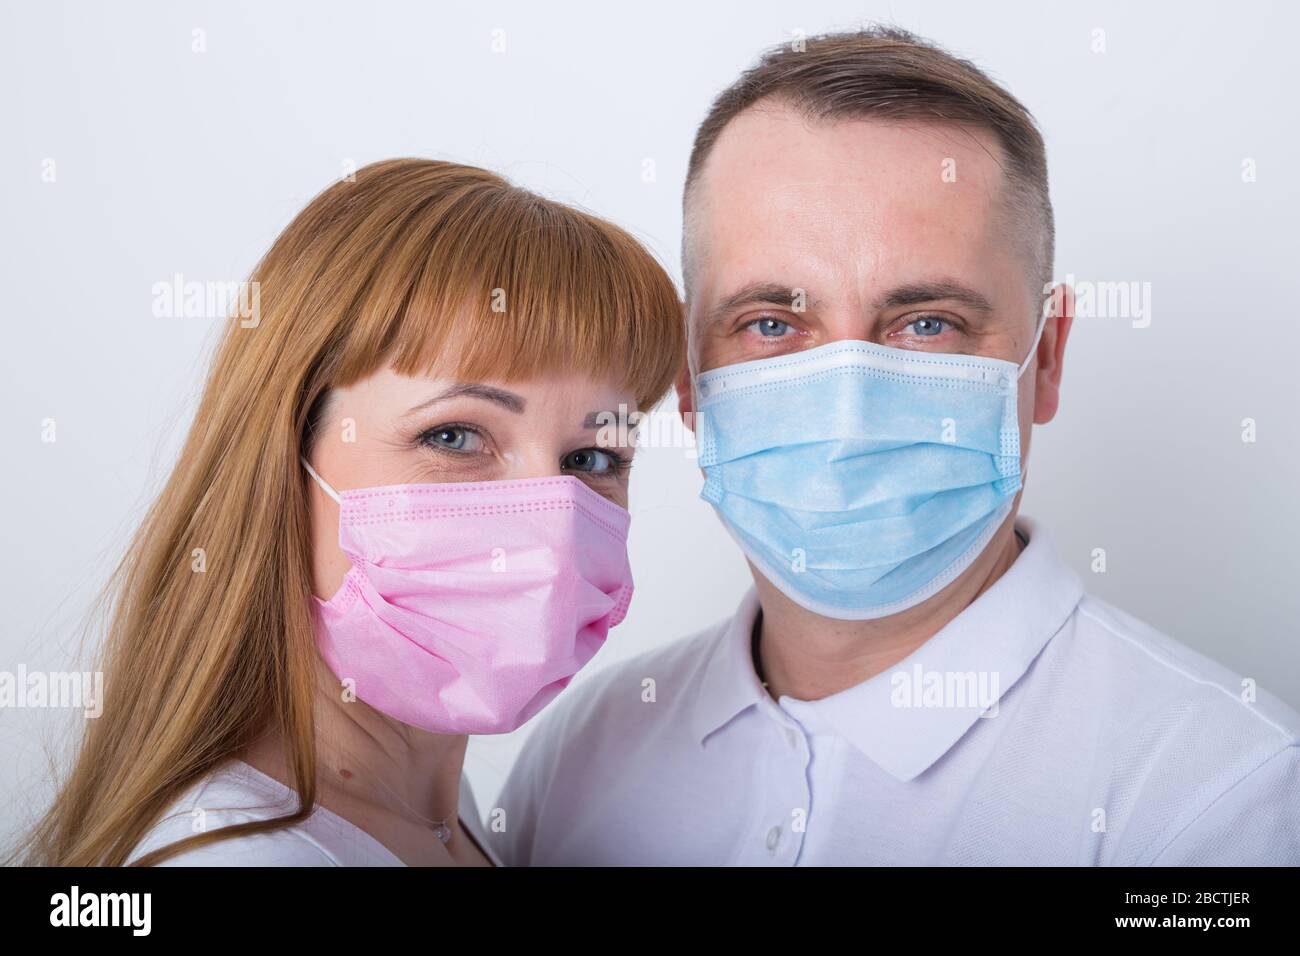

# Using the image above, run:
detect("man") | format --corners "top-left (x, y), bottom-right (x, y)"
top-left (491, 27), bottom-right (1300, 865)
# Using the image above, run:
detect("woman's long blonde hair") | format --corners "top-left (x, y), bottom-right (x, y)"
top-left (17, 158), bottom-right (684, 866)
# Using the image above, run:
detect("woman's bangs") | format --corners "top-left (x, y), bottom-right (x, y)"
top-left (381, 192), bottom-right (683, 408)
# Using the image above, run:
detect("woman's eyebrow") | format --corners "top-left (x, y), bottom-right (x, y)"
top-left (405, 383), bottom-right (526, 416)
top-left (582, 410), bottom-right (632, 429)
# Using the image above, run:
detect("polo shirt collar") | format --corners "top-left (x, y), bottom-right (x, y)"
top-left (690, 515), bottom-right (1085, 781)
top-left (689, 587), bottom-right (768, 745)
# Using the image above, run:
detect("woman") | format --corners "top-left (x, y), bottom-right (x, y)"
top-left (18, 159), bottom-right (683, 866)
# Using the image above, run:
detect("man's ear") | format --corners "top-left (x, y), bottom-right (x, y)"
top-left (1033, 283), bottom-right (1074, 426)
top-left (675, 352), bottom-right (695, 431)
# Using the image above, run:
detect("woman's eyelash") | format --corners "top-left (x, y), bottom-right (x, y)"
top-left (415, 423), bottom-right (485, 450)
top-left (572, 447), bottom-right (633, 473)
top-left (414, 427), bottom-right (632, 476)
top-left (601, 449), bottom-right (633, 471)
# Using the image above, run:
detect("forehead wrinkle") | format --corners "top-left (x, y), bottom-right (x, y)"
top-left (685, 115), bottom-right (1003, 266)
top-left (683, 105), bottom-right (1047, 295)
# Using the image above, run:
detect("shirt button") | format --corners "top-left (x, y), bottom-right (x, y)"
top-left (784, 727), bottom-right (798, 748)
top-left (765, 825), bottom-right (782, 850)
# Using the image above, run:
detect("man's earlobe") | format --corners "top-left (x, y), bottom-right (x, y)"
top-left (675, 359), bottom-right (695, 430)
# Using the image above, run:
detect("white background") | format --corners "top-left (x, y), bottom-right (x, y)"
top-left (2, 0), bottom-right (1297, 840)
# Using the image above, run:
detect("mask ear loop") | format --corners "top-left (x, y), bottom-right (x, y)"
top-left (1011, 309), bottom-right (1052, 490)
top-left (685, 318), bottom-right (708, 453)
top-left (1016, 308), bottom-right (1050, 378)
top-left (301, 455), bottom-right (341, 504)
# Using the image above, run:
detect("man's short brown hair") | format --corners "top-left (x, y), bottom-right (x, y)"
top-left (683, 26), bottom-right (1053, 295)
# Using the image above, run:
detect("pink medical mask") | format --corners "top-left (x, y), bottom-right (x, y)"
top-left (302, 458), bottom-right (634, 735)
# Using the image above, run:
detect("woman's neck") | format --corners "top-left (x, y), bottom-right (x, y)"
top-left (237, 655), bottom-right (477, 861)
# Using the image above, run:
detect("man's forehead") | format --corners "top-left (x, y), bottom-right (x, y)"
top-left (693, 104), bottom-right (1007, 217)
top-left (684, 104), bottom-right (1023, 299)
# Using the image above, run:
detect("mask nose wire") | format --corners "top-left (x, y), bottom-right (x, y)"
top-left (1017, 309), bottom-right (1050, 378)
top-left (301, 455), bottom-right (342, 504)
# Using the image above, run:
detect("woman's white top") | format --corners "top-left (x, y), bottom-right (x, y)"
top-left (125, 759), bottom-right (502, 866)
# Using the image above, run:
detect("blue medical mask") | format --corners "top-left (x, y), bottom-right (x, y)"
top-left (694, 317), bottom-right (1045, 620)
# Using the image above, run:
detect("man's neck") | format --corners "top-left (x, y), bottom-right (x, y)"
top-left (752, 519), bottom-right (1026, 702)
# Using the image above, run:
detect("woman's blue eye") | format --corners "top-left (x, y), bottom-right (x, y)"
top-left (907, 316), bottom-right (948, 337)
top-left (751, 317), bottom-right (791, 337)
top-left (421, 426), bottom-right (480, 452)
top-left (563, 448), bottom-right (620, 474)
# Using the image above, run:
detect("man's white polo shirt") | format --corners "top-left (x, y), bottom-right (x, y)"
top-left (490, 516), bottom-right (1300, 865)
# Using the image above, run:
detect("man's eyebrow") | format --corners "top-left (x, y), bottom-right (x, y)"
top-left (707, 282), bottom-right (812, 326)
top-left (405, 383), bottom-right (526, 416)
top-left (876, 280), bottom-right (995, 314)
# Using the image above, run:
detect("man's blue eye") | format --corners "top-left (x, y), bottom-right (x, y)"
top-left (752, 317), bottom-right (790, 337)
top-left (908, 317), bottom-right (948, 337)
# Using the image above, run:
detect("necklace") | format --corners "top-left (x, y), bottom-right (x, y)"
top-left (332, 759), bottom-right (456, 845)
top-left (750, 608), bottom-right (768, 689)
top-left (750, 529), bottom-right (1028, 697)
